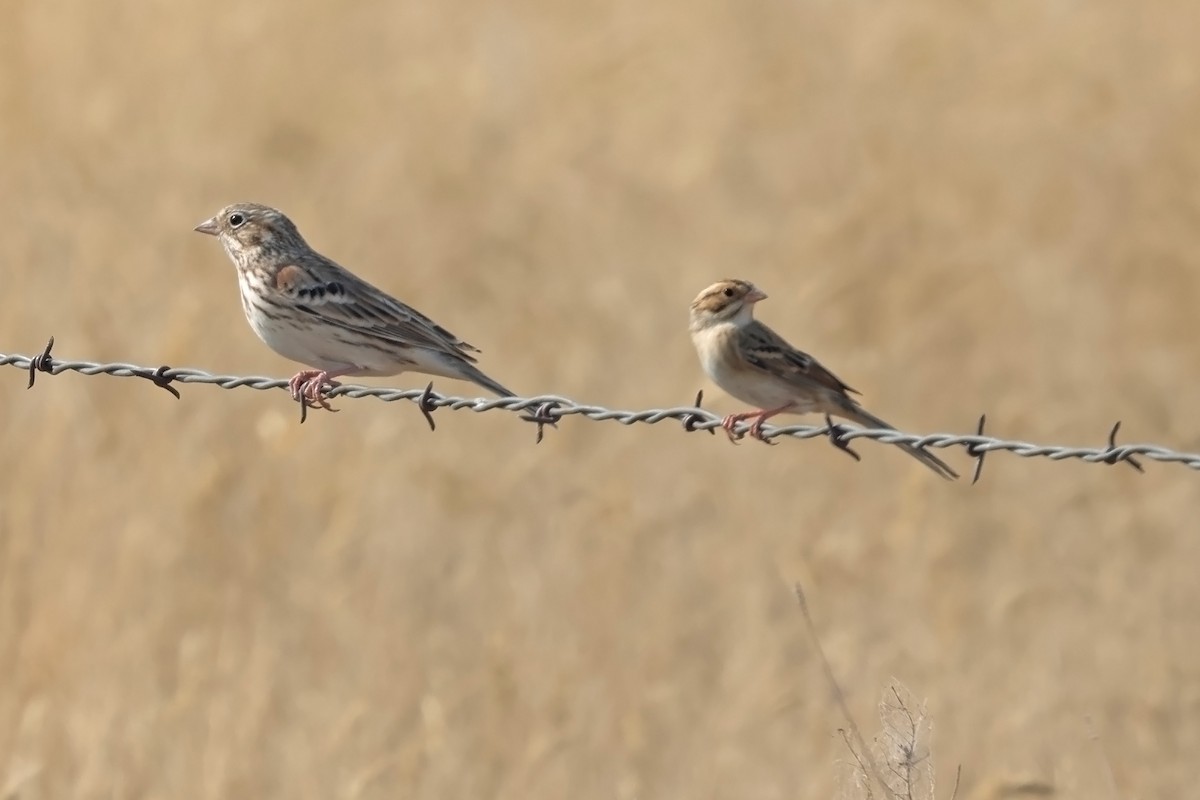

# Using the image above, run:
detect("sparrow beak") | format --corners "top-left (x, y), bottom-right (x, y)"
top-left (746, 288), bottom-right (768, 303)
top-left (193, 217), bottom-right (220, 236)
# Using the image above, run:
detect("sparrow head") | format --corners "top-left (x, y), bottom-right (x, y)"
top-left (689, 279), bottom-right (768, 330)
top-left (194, 203), bottom-right (308, 265)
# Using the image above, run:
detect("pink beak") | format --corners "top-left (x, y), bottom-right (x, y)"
top-left (746, 287), bottom-right (768, 303)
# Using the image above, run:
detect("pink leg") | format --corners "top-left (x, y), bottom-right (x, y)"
top-left (721, 406), bottom-right (792, 444)
top-left (746, 406), bottom-right (790, 442)
top-left (288, 368), bottom-right (350, 412)
top-left (721, 411), bottom-right (758, 443)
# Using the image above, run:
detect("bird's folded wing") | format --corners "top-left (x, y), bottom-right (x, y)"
top-left (739, 322), bottom-right (859, 396)
top-left (275, 263), bottom-right (481, 362)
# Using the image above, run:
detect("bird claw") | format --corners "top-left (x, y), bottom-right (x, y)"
top-left (289, 370), bottom-right (341, 416)
top-left (721, 414), bottom-right (745, 444)
top-left (748, 417), bottom-right (777, 445)
top-left (721, 413), bottom-right (779, 445)
top-left (721, 407), bottom-right (790, 446)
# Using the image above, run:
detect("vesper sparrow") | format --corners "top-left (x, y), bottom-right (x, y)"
top-left (689, 279), bottom-right (957, 479)
top-left (195, 203), bottom-right (515, 409)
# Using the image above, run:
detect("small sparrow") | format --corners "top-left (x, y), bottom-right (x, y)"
top-left (195, 203), bottom-right (515, 409)
top-left (689, 279), bottom-right (957, 479)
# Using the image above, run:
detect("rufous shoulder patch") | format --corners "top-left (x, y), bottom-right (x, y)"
top-left (274, 265), bottom-right (304, 292)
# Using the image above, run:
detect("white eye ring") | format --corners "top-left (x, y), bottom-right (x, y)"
top-left (229, 213), bottom-right (246, 228)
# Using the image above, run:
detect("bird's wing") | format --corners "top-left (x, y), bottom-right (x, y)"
top-left (273, 261), bottom-right (481, 362)
top-left (737, 321), bottom-right (859, 396)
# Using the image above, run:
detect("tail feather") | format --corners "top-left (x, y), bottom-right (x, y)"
top-left (460, 363), bottom-right (515, 398)
top-left (837, 402), bottom-right (958, 481)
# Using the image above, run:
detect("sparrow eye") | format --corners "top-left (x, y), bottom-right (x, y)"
top-left (723, 287), bottom-right (734, 298)
top-left (228, 213), bottom-right (246, 228)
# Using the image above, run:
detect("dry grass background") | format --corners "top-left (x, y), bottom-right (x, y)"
top-left (1, 0), bottom-right (1198, 797)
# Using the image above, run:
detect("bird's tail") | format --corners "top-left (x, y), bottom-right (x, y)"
top-left (836, 401), bottom-right (958, 480)
top-left (459, 363), bottom-right (516, 398)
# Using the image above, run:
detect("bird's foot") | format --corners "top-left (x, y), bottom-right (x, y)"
top-left (722, 412), bottom-right (766, 444)
top-left (747, 414), bottom-right (778, 445)
top-left (289, 370), bottom-right (341, 413)
top-left (720, 414), bottom-right (745, 443)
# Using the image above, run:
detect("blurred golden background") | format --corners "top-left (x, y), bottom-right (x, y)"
top-left (2, 1), bottom-right (1198, 797)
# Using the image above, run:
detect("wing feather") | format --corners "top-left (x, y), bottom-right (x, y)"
top-left (737, 321), bottom-right (859, 396)
top-left (273, 260), bottom-right (480, 363)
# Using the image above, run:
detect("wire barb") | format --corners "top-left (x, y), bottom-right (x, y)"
top-left (682, 390), bottom-right (716, 435)
top-left (135, 365), bottom-right (182, 399)
top-left (416, 382), bottom-right (438, 431)
top-left (297, 390), bottom-right (340, 423)
top-left (520, 400), bottom-right (560, 444)
top-left (968, 414), bottom-right (988, 485)
top-left (1101, 421), bottom-right (1144, 473)
top-left (26, 337), bottom-right (55, 389)
top-left (823, 414), bottom-right (863, 462)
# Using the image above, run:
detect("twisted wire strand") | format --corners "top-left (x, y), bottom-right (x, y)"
top-left (4, 343), bottom-right (1198, 473)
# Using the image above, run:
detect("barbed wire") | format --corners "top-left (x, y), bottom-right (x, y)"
top-left (5, 337), bottom-right (1198, 481)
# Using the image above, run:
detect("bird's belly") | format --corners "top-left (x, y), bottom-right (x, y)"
top-left (697, 329), bottom-right (802, 411)
top-left (242, 301), bottom-right (397, 375)
top-left (251, 314), bottom-right (332, 368)
top-left (710, 361), bottom-right (801, 409)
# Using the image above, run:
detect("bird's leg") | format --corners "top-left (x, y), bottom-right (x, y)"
top-left (720, 410), bottom-right (761, 443)
top-left (720, 405), bottom-right (795, 444)
top-left (745, 406), bottom-right (792, 443)
top-left (289, 369), bottom-right (345, 412)
top-left (288, 370), bottom-right (322, 402)
top-left (720, 412), bottom-right (747, 442)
